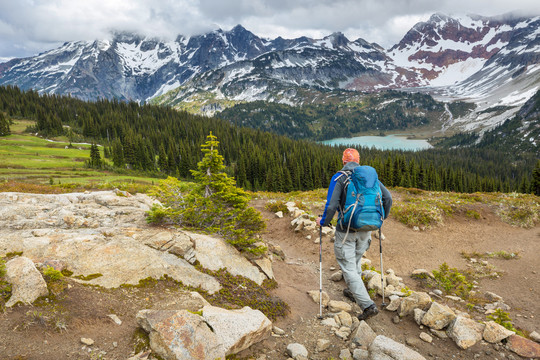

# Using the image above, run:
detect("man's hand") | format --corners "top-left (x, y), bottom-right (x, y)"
top-left (316, 216), bottom-right (323, 227)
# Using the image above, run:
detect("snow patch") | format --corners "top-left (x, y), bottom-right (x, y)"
top-left (497, 87), bottom-right (538, 106)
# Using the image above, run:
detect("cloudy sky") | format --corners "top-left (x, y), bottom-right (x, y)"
top-left (0, 0), bottom-right (538, 61)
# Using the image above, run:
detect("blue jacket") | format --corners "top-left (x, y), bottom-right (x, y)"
top-left (321, 162), bottom-right (392, 232)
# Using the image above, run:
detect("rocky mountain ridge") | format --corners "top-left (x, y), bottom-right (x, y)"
top-left (1, 14), bottom-right (539, 131)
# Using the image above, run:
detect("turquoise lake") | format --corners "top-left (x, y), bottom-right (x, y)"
top-left (321, 135), bottom-right (432, 151)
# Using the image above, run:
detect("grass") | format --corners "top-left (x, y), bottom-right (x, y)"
top-left (390, 188), bottom-right (539, 229)
top-left (0, 119), bottom-right (163, 190)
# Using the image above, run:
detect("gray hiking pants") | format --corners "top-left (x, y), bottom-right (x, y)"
top-left (334, 230), bottom-right (374, 310)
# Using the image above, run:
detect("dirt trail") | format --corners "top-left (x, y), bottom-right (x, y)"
top-left (244, 200), bottom-right (540, 359)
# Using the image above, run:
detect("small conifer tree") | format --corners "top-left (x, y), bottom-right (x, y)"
top-left (148, 132), bottom-right (266, 255)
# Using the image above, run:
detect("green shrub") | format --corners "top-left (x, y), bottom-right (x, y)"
top-left (43, 266), bottom-right (63, 281)
top-left (487, 309), bottom-right (517, 332)
top-left (265, 200), bottom-right (289, 214)
top-left (432, 262), bottom-right (474, 299)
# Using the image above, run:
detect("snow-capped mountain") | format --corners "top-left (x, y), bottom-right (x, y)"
top-left (0, 14), bottom-right (539, 132)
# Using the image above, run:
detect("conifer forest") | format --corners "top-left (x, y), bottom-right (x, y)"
top-left (0, 85), bottom-right (538, 194)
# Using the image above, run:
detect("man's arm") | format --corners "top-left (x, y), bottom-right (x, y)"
top-left (319, 173), bottom-right (344, 226)
top-left (379, 182), bottom-right (392, 219)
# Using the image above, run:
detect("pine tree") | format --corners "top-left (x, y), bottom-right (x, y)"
top-left (182, 132), bottom-right (266, 253)
top-left (0, 112), bottom-right (10, 136)
top-left (89, 143), bottom-right (102, 168)
top-left (532, 160), bottom-right (540, 196)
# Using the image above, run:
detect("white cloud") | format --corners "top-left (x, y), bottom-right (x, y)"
top-left (0, 0), bottom-right (538, 59)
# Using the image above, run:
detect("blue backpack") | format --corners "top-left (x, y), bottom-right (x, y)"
top-left (338, 166), bottom-right (385, 232)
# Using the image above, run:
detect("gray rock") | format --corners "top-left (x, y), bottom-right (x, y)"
top-left (413, 309), bottom-right (425, 326)
top-left (254, 258), bottom-right (274, 280)
top-left (385, 296), bottom-right (401, 312)
top-left (307, 290), bottom-right (330, 307)
top-left (287, 343), bottom-right (308, 359)
top-left (0, 192), bottom-right (222, 293)
top-left (339, 348), bottom-right (352, 359)
top-left (5, 256), bottom-right (48, 307)
top-left (330, 270), bottom-right (344, 282)
top-left (484, 291), bottom-right (503, 302)
top-left (316, 339), bottom-right (331, 352)
top-left (421, 302), bottom-right (456, 330)
top-left (328, 300), bottom-right (352, 313)
top-left (191, 232), bottom-right (266, 285)
top-left (321, 317), bottom-right (339, 328)
top-left (398, 292), bottom-right (432, 317)
top-left (275, 211), bottom-right (284, 218)
top-left (273, 326), bottom-right (286, 335)
top-left (202, 305), bottom-right (272, 356)
top-left (353, 348), bottom-right (369, 360)
top-left (136, 309), bottom-right (226, 360)
top-left (352, 320), bottom-right (377, 347)
top-left (107, 314), bottom-right (122, 325)
top-left (447, 316), bottom-right (485, 349)
top-left (419, 332), bottom-right (433, 343)
top-left (336, 311), bottom-right (353, 328)
top-left (369, 335), bottom-right (426, 360)
top-left (530, 331), bottom-right (540, 343)
top-left (483, 321), bottom-right (515, 343)
top-left (385, 269), bottom-right (402, 287)
top-left (335, 326), bottom-right (352, 340)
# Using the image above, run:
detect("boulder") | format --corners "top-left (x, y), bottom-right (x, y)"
top-left (369, 335), bottom-right (426, 360)
top-left (0, 192), bottom-right (221, 294)
top-left (506, 334), bottom-right (540, 358)
top-left (5, 256), bottom-right (49, 307)
top-left (367, 273), bottom-right (385, 295)
top-left (482, 321), bottom-right (515, 343)
top-left (421, 302), bottom-right (456, 330)
top-left (136, 309), bottom-right (226, 360)
top-left (385, 296), bottom-right (401, 312)
top-left (446, 316), bottom-right (485, 349)
top-left (352, 320), bottom-right (377, 347)
top-left (398, 292), bottom-right (432, 317)
top-left (339, 349), bottom-right (352, 359)
top-left (413, 309), bottom-right (426, 326)
top-left (254, 258), bottom-right (274, 280)
top-left (385, 269), bottom-right (402, 287)
top-left (353, 348), bottom-right (369, 360)
top-left (336, 311), bottom-right (353, 328)
top-left (191, 232), bottom-right (266, 285)
top-left (307, 290), bottom-right (330, 307)
top-left (328, 300), bottom-right (352, 313)
top-left (202, 305), bottom-right (272, 356)
top-left (330, 271), bottom-right (343, 282)
top-left (316, 339), bottom-right (331, 352)
top-left (287, 343), bottom-right (308, 359)
top-left (419, 332), bottom-right (433, 343)
top-left (335, 326), bottom-right (352, 340)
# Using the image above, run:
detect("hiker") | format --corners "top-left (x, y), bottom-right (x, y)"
top-left (317, 148), bottom-right (392, 321)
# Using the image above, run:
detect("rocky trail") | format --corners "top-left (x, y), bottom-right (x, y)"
top-left (0, 190), bottom-right (539, 360)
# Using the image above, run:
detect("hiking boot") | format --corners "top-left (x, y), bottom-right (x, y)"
top-left (343, 288), bottom-right (355, 302)
top-left (357, 304), bottom-right (379, 321)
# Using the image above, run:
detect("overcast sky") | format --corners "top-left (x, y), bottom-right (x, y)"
top-left (0, 0), bottom-right (539, 61)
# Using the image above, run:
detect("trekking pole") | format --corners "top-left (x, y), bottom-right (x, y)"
top-left (379, 227), bottom-right (387, 307)
top-left (318, 223), bottom-right (323, 319)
